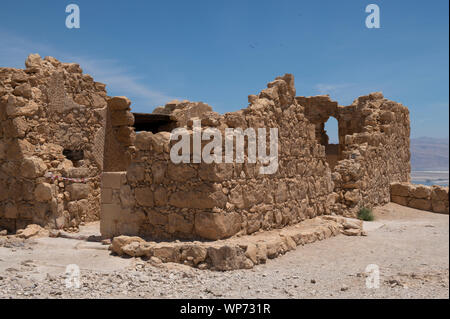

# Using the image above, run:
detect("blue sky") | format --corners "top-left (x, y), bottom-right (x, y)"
top-left (0, 0), bottom-right (448, 141)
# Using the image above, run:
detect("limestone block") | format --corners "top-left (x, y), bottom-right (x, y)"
top-left (207, 246), bottom-right (253, 271)
top-left (107, 96), bottom-right (131, 110)
top-left (391, 195), bottom-right (408, 206)
top-left (409, 198), bottom-right (432, 211)
top-left (134, 132), bottom-right (153, 150)
top-left (194, 211), bottom-right (241, 240)
top-left (25, 53), bottom-right (43, 68)
top-left (101, 188), bottom-right (113, 204)
top-left (67, 183), bottom-right (90, 200)
top-left (390, 183), bottom-right (410, 197)
top-left (34, 183), bottom-right (53, 202)
top-left (431, 186), bottom-right (449, 201)
top-left (168, 213), bottom-right (193, 234)
top-left (3, 117), bottom-right (28, 138)
top-left (101, 203), bottom-right (123, 221)
top-left (126, 163), bottom-right (145, 182)
top-left (229, 185), bottom-right (245, 209)
top-left (102, 172), bottom-right (126, 189)
top-left (135, 187), bottom-right (154, 207)
top-left (181, 245), bottom-right (207, 265)
top-left (169, 190), bottom-right (215, 209)
top-left (344, 189), bottom-right (361, 204)
top-left (111, 110), bottom-right (134, 126)
top-left (6, 100), bottom-right (38, 117)
top-left (167, 163), bottom-right (197, 182)
top-left (147, 209), bottom-right (168, 226)
top-left (120, 185), bottom-right (135, 208)
top-left (151, 132), bottom-right (171, 153)
top-left (154, 186), bottom-right (168, 206)
top-left (152, 246), bottom-right (180, 263)
top-left (116, 126), bottom-right (135, 146)
top-left (5, 203), bottom-right (18, 219)
top-left (432, 200), bottom-right (448, 214)
top-left (410, 185), bottom-right (431, 199)
top-left (21, 157), bottom-right (47, 178)
top-left (111, 235), bottom-right (145, 255)
top-left (151, 161), bottom-right (166, 184)
top-left (13, 83), bottom-right (33, 99)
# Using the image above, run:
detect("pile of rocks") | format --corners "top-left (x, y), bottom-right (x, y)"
top-left (390, 183), bottom-right (449, 214)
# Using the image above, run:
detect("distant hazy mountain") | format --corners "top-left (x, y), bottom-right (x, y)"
top-left (411, 137), bottom-right (449, 171)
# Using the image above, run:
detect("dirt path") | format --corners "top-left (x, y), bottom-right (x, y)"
top-left (0, 203), bottom-right (448, 299)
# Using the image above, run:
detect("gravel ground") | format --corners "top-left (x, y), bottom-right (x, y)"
top-left (0, 203), bottom-right (448, 299)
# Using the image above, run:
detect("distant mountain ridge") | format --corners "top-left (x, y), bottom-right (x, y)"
top-left (410, 137), bottom-right (449, 171)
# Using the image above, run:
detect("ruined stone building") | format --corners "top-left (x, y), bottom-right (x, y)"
top-left (1, 55), bottom-right (412, 239)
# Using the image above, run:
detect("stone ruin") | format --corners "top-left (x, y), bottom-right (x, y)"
top-left (0, 54), bottom-right (431, 242)
top-left (0, 55), bottom-right (107, 232)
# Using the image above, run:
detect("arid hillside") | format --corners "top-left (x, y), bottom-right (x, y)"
top-left (411, 137), bottom-right (449, 171)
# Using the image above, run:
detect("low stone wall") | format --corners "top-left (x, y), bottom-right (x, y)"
top-left (390, 182), bottom-right (449, 214)
top-left (109, 215), bottom-right (364, 271)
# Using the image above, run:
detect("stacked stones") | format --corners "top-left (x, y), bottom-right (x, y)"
top-left (299, 92), bottom-right (410, 217)
top-left (103, 96), bottom-right (135, 172)
top-left (332, 93), bottom-right (410, 216)
top-left (1, 55), bottom-right (415, 241)
top-left (0, 54), bottom-right (108, 232)
top-left (391, 182), bottom-right (449, 214)
top-left (101, 74), bottom-right (336, 240)
top-left (108, 215), bottom-right (357, 270)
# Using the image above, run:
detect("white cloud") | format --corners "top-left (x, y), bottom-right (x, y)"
top-left (0, 30), bottom-right (176, 108)
top-left (315, 83), bottom-right (354, 94)
top-left (314, 83), bottom-right (375, 105)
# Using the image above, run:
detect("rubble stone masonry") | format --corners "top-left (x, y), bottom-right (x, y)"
top-left (1, 55), bottom-right (415, 240)
top-left (0, 54), bottom-right (108, 231)
top-left (100, 74), bottom-right (411, 240)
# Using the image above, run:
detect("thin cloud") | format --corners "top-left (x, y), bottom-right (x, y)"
top-left (314, 83), bottom-right (373, 105)
top-left (0, 30), bottom-right (176, 107)
top-left (68, 56), bottom-right (177, 106)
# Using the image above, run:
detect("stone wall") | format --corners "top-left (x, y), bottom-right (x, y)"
top-left (100, 75), bottom-right (336, 240)
top-left (300, 93), bottom-right (410, 217)
top-left (391, 182), bottom-right (449, 214)
top-left (0, 55), bottom-right (108, 231)
top-left (0, 55), bottom-right (412, 239)
top-left (103, 97), bottom-right (135, 172)
top-left (100, 74), bottom-right (411, 240)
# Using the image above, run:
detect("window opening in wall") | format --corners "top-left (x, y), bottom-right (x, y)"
top-left (132, 113), bottom-right (177, 133)
top-left (322, 117), bottom-right (340, 170)
top-left (63, 149), bottom-right (84, 167)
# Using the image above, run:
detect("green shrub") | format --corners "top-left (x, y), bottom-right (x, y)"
top-left (358, 207), bottom-right (374, 221)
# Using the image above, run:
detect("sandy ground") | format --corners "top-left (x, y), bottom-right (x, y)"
top-left (0, 203), bottom-right (448, 299)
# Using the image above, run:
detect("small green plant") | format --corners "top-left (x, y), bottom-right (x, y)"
top-left (358, 207), bottom-right (374, 221)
